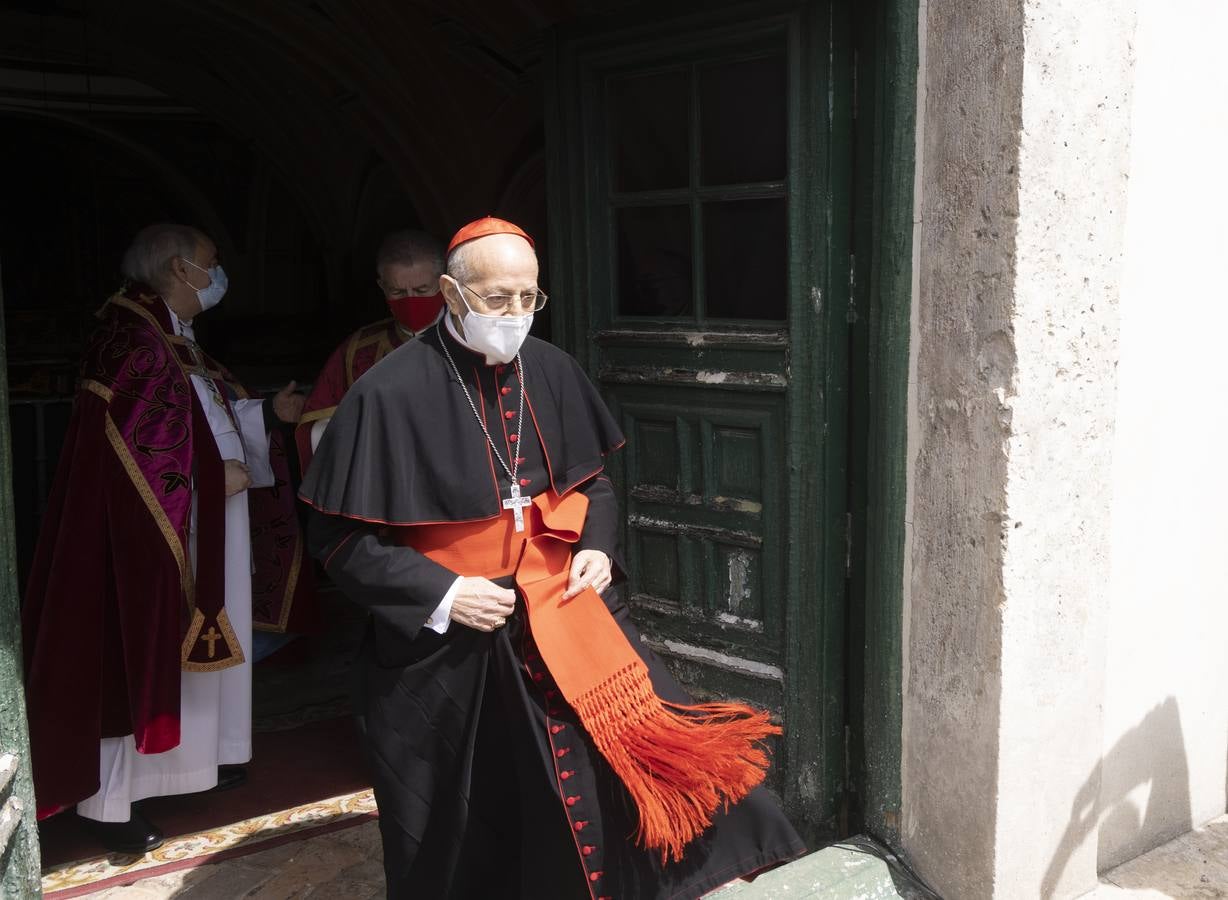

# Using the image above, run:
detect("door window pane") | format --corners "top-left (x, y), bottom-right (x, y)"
top-left (608, 70), bottom-right (690, 192)
top-left (699, 54), bottom-right (787, 186)
top-left (703, 198), bottom-right (786, 320)
top-left (616, 205), bottom-right (693, 317)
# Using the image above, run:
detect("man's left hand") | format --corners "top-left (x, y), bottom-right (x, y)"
top-left (563, 549), bottom-right (612, 600)
top-left (272, 380), bottom-right (306, 424)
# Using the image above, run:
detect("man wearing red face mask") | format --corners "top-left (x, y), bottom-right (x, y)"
top-left (295, 230), bottom-right (446, 471)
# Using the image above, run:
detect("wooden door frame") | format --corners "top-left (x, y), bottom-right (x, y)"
top-left (844, 0), bottom-right (917, 847)
top-left (0, 264), bottom-right (43, 894)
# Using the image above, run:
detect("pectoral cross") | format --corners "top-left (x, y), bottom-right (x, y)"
top-left (502, 482), bottom-right (533, 533)
top-left (202, 626), bottom-right (222, 659)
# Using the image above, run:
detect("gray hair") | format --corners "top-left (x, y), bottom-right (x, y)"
top-left (445, 241), bottom-right (478, 286)
top-left (121, 224), bottom-right (204, 295)
top-left (375, 230), bottom-right (445, 278)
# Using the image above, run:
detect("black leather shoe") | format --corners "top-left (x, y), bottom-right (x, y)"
top-left (80, 809), bottom-right (163, 855)
top-left (209, 764), bottom-right (248, 793)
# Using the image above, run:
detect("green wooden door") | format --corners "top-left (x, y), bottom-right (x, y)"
top-left (546, 2), bottom-right (852, 839)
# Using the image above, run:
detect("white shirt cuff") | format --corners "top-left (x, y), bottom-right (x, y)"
top-left (310, 417), bottom-right (331, 452)
top-left (423, 577), bottom-right (460, 634)
top-left (233, 398), bottom-right (275, 488)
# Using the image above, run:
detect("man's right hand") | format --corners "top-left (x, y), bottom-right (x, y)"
top-left (449, 577), bottom-right (516, 632)
top-left (224, 459), bottom-right (252, 496)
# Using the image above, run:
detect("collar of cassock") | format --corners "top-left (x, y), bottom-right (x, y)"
top-left (164, 301), bottom-right (194, 339)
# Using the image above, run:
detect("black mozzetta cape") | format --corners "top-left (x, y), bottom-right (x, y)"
top-left (299, 324), bottom-right (624, 525)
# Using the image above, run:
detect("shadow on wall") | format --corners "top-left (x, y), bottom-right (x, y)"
top-left (1042, 697), bottom-right (1191, 898)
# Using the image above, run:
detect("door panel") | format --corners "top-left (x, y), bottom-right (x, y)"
top-left (547, 2), bottom-right (851, 839)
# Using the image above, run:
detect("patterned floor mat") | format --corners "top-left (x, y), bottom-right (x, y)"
top-left (42, 788), bottom-right (377, 897)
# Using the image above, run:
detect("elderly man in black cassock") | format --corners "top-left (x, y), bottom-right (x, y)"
top-left (300, 216), bottom-right (804, 899)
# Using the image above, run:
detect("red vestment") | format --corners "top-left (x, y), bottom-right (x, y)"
top-left (22, 284), bottom-right (314, 819)
top-left (295, 317), bottom-right (406, 471)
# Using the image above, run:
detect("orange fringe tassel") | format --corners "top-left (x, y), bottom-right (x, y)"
top-left (571, 662), bottom-right (780, 863)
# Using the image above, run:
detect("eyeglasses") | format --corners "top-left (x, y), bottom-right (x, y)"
top-left (456, 280), bottom-right (548, 314)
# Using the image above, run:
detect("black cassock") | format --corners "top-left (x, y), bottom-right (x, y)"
top-left (301, 324), bottom-right (804, 899)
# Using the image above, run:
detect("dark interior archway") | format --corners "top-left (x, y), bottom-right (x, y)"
top-left (0, 0), bottom-right (567, 369)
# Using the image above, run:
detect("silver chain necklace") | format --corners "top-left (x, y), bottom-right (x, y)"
top-left (436, 322), bottom-right (534, 531)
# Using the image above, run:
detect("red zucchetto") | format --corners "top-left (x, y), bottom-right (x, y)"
top-left (447, 216), bottom-right (535, 254)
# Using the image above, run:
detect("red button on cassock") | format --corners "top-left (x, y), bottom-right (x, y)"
top-left (550, 725), bottom-right (564, 735)
top-left (556, 747), bottom-right (570, 758)
top-left (582, 845), bottom-right (595, 856)
top-left (560, 770), bottom-right (574, 780)
top-left (545, 689), bottom-right (557, 698)
top-left (566, 795), bottom-right (579, 806)
top-left (533, 672), bottom-right (544, 682)
top-left (520, 478), bottom-right (530, 486)
top-left (509, 434), bottom-right (519, 442)
top-left (504, 410), bottom-right (515, 420)
top-left (589, 872), bottom-right (602, 883)
top-left (501, 386), bottom-right (511, 395)
top-left (573, 821), bottom-right (587, 831)
top-left (516, 456), bottom-right (527, 464)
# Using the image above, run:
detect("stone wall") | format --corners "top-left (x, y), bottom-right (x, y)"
top-left (901, 0), bottom-right (1024, 893)
top-left (994, 0), bottom-right (1136, 895)
top-left (1095, 0), bottom-right (1228, 873)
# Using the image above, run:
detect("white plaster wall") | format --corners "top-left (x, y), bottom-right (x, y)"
top-left (993, 0), bottom-right (1137, 896)
top-left (1096, 0), bottom-right (1228, 872)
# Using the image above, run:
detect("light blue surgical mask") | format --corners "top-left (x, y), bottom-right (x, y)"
top-left (180, 258), bottom-right (228, 311)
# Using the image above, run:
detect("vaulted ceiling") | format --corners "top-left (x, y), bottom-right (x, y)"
top-left (0, 0), bottom-right (614, 246)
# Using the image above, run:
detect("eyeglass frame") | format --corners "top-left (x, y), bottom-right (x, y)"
top-left (451, 277), bottom-right (548, 315)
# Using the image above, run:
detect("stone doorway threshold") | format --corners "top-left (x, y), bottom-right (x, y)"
top-left (713, 814), bottom-right (1228, 899)
top-left (707, 835), bottom-right (939, 899)
top-left (1088, 814), bottom-right (1228, 899)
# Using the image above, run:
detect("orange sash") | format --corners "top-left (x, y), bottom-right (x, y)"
top-left (398, 489), bottom-right (779, 862)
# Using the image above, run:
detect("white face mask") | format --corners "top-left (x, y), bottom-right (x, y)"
top-left (453, 284), bottom-right (534, 363)
top-left (180, 258), bottom-right (228, 312)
